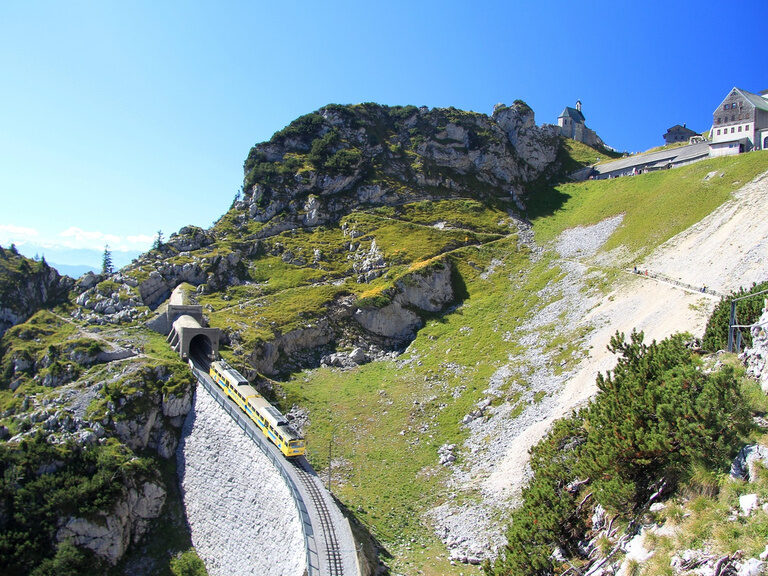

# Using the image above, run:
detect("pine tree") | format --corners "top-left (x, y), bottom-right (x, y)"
top-left (101, 244), bottom-right (113, 275)
top-left (153, 230), bottom-right (164, 250)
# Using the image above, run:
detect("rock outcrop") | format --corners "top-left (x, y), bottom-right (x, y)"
top-left (234, 102), bottom-right (559, 240)
top-left (742, 300), bottom-right (768, 392)
top-left (355, 260), bottom-right (454, 340)
top-left (248, 259), bottom-right (456, 376)
top-left (0, 248), bottom-right (73, 335)
top-left (57, 477), bottom-right (167, 565)
top-left (105, 366), bottom-right (195, 459)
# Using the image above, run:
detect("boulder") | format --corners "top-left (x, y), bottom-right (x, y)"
top-left (730, 444), bottom-right (768, 482)
top-left (742, 302), bottom-right (768, 392)
top-left (739, 493), bottom-right (759, 516)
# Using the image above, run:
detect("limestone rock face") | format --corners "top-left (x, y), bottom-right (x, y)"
top-left (163, 388), bottom-right (193, 419)
top-left (731, 444), bottom-right (768, 482)
top-left (235, 102), bottom-right (560, 239)
top-left (166, 225), bottom-right (214, 252)
top-left (249, 321), bottom-right (335, 376)
top-left (102, 366), bottom-right (194, 459)
top-left (354, 302), bottom-right (421, 340)
top-left (355, 260), bottom-right (454, 341)
top-left (56, 479), bottom-right (167, 565)
top-left (493, 102), bottom-right (560, 174)
top-left (245, 261), bottom-right (455, 376)
top-left (0, 250), bottom-right (73, 335)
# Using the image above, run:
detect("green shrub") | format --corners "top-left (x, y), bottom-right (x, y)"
top-left (489, 331), bottom-right (750, 576)
top-left (325, 147), bottom-right (362, 172)
top-left (273, 112), bottom-right (325, 141)
top-left (308, 129), bottom-right (340, 168)
top-left (170, 549), bottom-right (208, 576)
top-left (0, 434), bottom-right (154, 575)
top-left (582, 331), bottom-right (749, 512)
top-left (95, 280), bottom-right (119, 296)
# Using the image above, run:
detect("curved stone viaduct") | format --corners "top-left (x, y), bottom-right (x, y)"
top-left (154, 285), bottom-right (360, 575)
top-left (184, 359), bottom-right (361, 576)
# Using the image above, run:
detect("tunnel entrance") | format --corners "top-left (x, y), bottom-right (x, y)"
top-left (189, 333), bottom-right (215, 363)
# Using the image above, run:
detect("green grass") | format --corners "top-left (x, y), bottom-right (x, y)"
top-left (205, 283), bottom-right (343, 347)
top-left (558, 138), bottom-right (621, 173)
top-left (367, 198), bottom-right (514, 234)
top-left (260, 152), bottom-right (768, 573)
top-left (276, 236), bottom-right (584, 573)
top-left (530, 152), bottom-right (768, 260)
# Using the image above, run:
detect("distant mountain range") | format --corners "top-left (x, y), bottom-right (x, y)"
top-left (13, 244), bottom-right (140, 277)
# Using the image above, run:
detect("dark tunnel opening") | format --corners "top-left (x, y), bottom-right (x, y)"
top-left (189, 334), bottom-right (214, 365)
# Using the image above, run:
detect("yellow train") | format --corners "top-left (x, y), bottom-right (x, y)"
top-left (209, 360), bottom-right (306, 458)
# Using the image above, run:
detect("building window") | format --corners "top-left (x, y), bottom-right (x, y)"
top-left (731, 127), bottom-right (735, 133)
top-left (738, 126), bottom-right (742, 132)
top-left (745, 124), bottom-right (750, 131)
top-left (724, 104), bottom-right (730, 110)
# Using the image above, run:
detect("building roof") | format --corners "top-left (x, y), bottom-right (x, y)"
top-left (738, 88), bottom-right (768, 113)
top-left (664, 124), bottom-right (698, 136)
top-left (559, 106), bottom-right (585, 123)
top-left (592, 142), bottom-right (710, 176)
top-left (714, 87), bottom-right (768, 114)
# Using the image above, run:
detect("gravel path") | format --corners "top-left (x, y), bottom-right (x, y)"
top-left (177, 386), bottom-right (305, 576)
top-left (430, 168), bottom-right (768, 563)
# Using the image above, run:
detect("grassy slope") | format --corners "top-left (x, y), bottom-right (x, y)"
top-left (531, 152), bottom-right (768, 258)
top-left (557, 138), bottom-right (622, 174)
top-left (200, 200), bottom-right (511, 357)
top-left (264, 152), bottom-right (768, 574)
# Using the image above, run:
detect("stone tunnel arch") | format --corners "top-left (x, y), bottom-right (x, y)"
top-left (167, 314), bottom-right (220, 361)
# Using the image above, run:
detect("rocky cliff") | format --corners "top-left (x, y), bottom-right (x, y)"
top-left (235, 101), bottom-right (558, 236)
top-left (0, 247), bottom-right (73, 335)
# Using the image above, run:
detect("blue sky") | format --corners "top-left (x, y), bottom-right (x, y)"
top-left (1, 0), bottom-right (766, 270)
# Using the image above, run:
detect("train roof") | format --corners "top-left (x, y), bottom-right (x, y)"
top-left (277, 423), bottom-right (302, 442)
top-left (211, 360), bottom-right (248, 384)
top-left (262, 405), bottom-right (289, 427)
top-left (243, 392), bottom-right (303, 441)
top-left (236, 382), bottom-right (259, 398)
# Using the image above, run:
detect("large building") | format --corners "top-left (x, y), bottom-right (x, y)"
top-left (709, 87), bottom-right (768, 157)
top-left (557, 100), bottom-right (604, 148)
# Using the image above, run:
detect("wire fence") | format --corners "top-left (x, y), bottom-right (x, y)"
top-left (728, 288), bottom-right (768, 353)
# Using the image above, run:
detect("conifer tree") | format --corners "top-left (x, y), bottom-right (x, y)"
top-left (101, 244), bottom-right (113, 275)
top-left (153, 230), bottom-right (164, 250)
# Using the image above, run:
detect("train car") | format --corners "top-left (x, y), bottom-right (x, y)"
top-left (209, 360), bottom-right (305, 458)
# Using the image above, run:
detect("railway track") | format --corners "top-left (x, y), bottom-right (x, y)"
top-left (189, 352), bottom-right (354, 575)
top-left (293, 459), bottom-right (344, 576)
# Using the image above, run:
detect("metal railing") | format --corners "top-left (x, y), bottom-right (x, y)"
top-left (192, 367), bottom-right (319, 576)
top-left (728, 289), bottom-right (768, 353)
